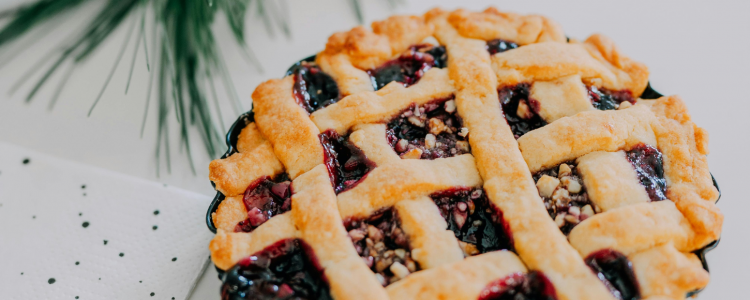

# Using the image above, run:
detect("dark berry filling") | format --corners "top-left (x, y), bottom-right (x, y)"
top-left (386, 98), bottom-right (471, 159)
top-left (533, 162), bottom-right (598, 235)
top-left (291, 61), bottom-right (340, 114)
top-left (430, 187), bottom-right (512, 255)
top-left (626, 144), bottom-right (667, 202)
top-left (235, 174), bottom-right (293, 233)
top-left (585, 249), bottom-right (640, 300)
top-left (498, 84), bottom-right (546, 139)
top-left (368, 44), bottom-right (447, 90)
top-left (319, 130), bottom-right (376, 194)
top-left (478, 271), bottom-right (558, 300)
top-left (345, 208), bottom-right (419, 286)
top-left (486, 39), bottom-right (519, 55)
top-left (221, 239), bottom-right (332, 300)
top-left (587, 86), bottom-right (635, 111)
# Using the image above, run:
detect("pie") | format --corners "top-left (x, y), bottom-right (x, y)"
top-left (206, 7), bottom-right (722, 300)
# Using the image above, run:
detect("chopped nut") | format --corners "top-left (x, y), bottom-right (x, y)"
top-left (395, 139), bottom-right (409, 152)
top-left (405, 258), bottom-right (417, 272)
top-left (383, 250), bottom-right (394, 259)
top-left (458, 127), bottom-right (469, 137)
top-left (555, 214), bottom-right (566, 227)
top-left (390, 261), bottom-right (411, 279)
top-left (561, 176), bottom-right (582, 193)
top-left (348, 229), bottom-right (365, 242)
top-left (581, 204), bottom-right (595, 218)
top-left (456, 141), bottom-right (470, 152)
top-left (410, 249), bottom-right (421, 261)
top-left (374, 242), bottom-right (386, 252)
top-left (470, 189), bottom-right (483, 199)
top-left (375, 273), bottom-right (386, 286)
top-left (536, 175), bottom-right (560, 198)
top-left (400, 148), bottom-right (423, 159)
top-left (618, 101), bottom-right (632, 110)
top-left (368, 225), bottom-right (384, 242)
top-left (375, 258), bottom-right (390, 272)
top-left (558, 164), bottom-right (572, 178)
top-left (472, 220), bottom-right (482, 227)
top-left (425, 134), bottom-right (437, 149)
top-left (459, 241), bottom-right (480, 256)
top-left (413, 106), bottom-right (421, 117)
top-left (444, 100), bottom-right (457, 113)
top-left (408, 116), bottom-right (424, 127)
top-left (564, 214), bottom-right (580, 224)
top-left (516, 100), bottom-right (534, 119)
top-left (568, 206), bottom-right (581, 217)
top-left (594, 205), bottom-right (602, 213)
top-left (428, 118), bottom-right (447, 135)
top-left (394, 248), bottom-right (406, 259)
top-left (551, 188), bottom-right (570, 202)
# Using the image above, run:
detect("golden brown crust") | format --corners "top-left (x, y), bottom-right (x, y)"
top-left (518, 105), bottom-right (657, 173)
top-left (491, 35), bottom-right (649, 96)
top-left (396, 197), bottom-right (464, 269)
top-left (208, 141), bottom-right (284, 196)
top-left (430, 10), bottom-right (616, 300)
top-left (212, 195), bottom-right (246, 232)
top-left (208, 7), bottom-right (722, 298)
top-left (386, 251), bottom-right (527, 300)
top-left (291, 165), bottom-right (389, 300)
top-left (576, 151), bottom-right (650, 212)
top-left (209, 213), bottom-right (298, 270)
top-left (568, 201), bottom-right (706, 257)
top-left (337, 154), bottom-right (482, 219)
top-left (447, 8), bottom-right (566, 44)
top-left (252, 76), bottom-right (324, 179)
top-left (311, 68), bottom-right (455, 135)
top-left (630, 244), bottom-right (710, 299)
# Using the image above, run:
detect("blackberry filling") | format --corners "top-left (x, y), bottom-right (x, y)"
top-left (430, 187), bottom-right (512, 255)
top-left (498, 84), bottom-right (546, 139)
top-left (345, 208), bottom-right (419, 286)
top-left (626, 144), bottom-right (667, 202)
top-left (486, 39), bottom-right (519, 55)
top-left (587, 86), bottom-right (635, 111)
top-left (235, 174), bottom-right (292, 233)
top-left (478, 271), bottom-right (558, 300)
top-left (319, 130), bottom-right (376, 194)
top-left (585, 249), bottom-right (640, 300)
top-left (533, 162), bottom-right (598, 235)
top-left (221, 239), bottom-right (332, 300)
top-left (291, 61), bottom-right (340, 114)
top-left (368, 44), bottom-right (447, 90)
top-left (386, 98), bottom-right (471, 159)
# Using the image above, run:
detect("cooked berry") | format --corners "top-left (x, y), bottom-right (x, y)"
top-left (235, 175), bottom-right (292, 233)
top-left (585, 249), bottom-right (640, 300)
top-left (430, 187), bottom-right (512, 255)
top-left (588, 86), bottom-right (635, 111)
top-left (486, 39), bottom-right (519, 55)
top-left (478, 271), bottom-right (558, 300)
top-left (291, 62), bottom-right (340, 114)
top-left (498, 84), bottom-right (546, 139)
top-left (533, 161), bottom-right (598, 235)
top-left (626, 144), bottom-right (666, 202)
top-left (221, 239), bottom-right (332, 300)
top-left (345, 208), bottom-right (418, 286)
top-left (319, 130), bottom-right (376, 194)
top-left (386, 98), bottom-right (470, 159)
top-left (368, 44), bottom-right (447, 90)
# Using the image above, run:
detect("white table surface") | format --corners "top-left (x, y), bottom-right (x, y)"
top-left (0, 0), bottom-right (747, 299)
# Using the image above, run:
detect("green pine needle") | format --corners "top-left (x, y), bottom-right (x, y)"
top-left (0, 0), bottom-right (396, 174)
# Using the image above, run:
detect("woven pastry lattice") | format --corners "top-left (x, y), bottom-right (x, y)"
top-left (206, 8), bottom-right (722, 300)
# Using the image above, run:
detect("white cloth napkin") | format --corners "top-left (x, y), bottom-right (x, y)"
top-left (0, 142), bottom-right (214, 300)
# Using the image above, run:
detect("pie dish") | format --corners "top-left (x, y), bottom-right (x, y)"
top-left (205, 7), bottom-right (723, 300)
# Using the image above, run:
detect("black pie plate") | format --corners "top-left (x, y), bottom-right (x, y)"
top-left (204, 56), bottom-right (720, 298)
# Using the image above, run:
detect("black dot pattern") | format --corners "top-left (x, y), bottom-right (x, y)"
top-left (119, 253), bottom-right (124, 257)
top-left (48, 278), bottom-right (55, 284)
top-left (81, 222), bottom-right (89, 228)
top-left (22, 158), bottom-right (30, 164)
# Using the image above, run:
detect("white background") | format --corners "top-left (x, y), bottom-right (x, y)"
top-left (0, 0), bottom-right (747, 299)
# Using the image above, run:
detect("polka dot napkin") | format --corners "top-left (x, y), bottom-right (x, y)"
top-left (0, 142), bottom-right (213, 299)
